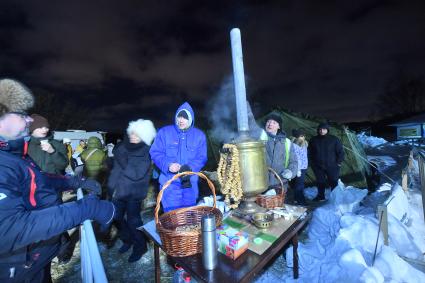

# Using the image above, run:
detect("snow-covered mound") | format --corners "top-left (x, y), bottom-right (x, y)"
top-left (357, 132), bottom-right (387, 148)
top-left (255, 182), bottom-right (425, 283)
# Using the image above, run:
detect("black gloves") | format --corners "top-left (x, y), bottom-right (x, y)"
top-left (79, 195), bottom-right (115, 231)
top-left (68, 177), bottom-right (102, 196)
top-left (178, 164), bottom-right (192, 189)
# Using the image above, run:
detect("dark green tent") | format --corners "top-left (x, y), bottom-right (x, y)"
top-left (205, 108), bottom-right (370, 188)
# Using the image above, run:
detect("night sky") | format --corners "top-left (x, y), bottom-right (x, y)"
top-left (1, 0), bottom-right (424, 132)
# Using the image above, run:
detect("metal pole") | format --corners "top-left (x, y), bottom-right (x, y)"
top-left (230, 28), bottom-right (249, 134)
top-left (372, 210), bottom-right (384, 266)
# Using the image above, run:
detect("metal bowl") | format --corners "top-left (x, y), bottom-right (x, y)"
top-left (251, 212), bottom-right (273, 229)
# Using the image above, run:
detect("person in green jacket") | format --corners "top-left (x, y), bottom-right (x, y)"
top-left (28, 114), bottom-right (68, 175)
top-left (80, 136), bottom-right (107, 181)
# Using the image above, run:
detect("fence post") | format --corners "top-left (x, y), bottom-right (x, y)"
top-left (377, 205), bottom-right (388, 245)
top-left (418, 152), bottom-right (425, 222)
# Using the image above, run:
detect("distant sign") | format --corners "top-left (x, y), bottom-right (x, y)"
top-left (397, 125), bottom-right (422, 139)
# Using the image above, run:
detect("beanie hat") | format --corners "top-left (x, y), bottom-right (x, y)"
top-left (29, 114), bottom-right (50, 133)
top-left (127, 119), bottom-right (157, 145)
top-left (292, 128), bottom-right (304, 138)
top-left (177, 110), bottom-right (189, 120)
top-left (317, 122), bottom-right (330, 131)
top-left (265, 113), bottom-right (283, 129)
top-left (0, 79), bottom-right (34, 117)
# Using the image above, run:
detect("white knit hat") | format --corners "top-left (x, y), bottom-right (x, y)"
top-left (126, 119), bottom-right (157, 145)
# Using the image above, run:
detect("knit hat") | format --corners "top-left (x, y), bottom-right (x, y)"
top-left (265, 113), bottom-right (283, 129)
top-left (292, 128), bottom-right (305, 138)
top-left (177, 110), bottom-right (189, 120)
top-left (0, 79), bottom-right (34, 117)
top-left (29, 114), bottom-right (50, 133)
top-left (317, 122), bottom-right (330, 131)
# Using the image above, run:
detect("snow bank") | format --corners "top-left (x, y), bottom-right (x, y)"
top-left (258, 182), bottom-right (425, 283)
top-left (357, 132), bottom-right (387, 148)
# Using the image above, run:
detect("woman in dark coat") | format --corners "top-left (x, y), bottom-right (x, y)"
top-left (107, 119), bottom-right (156, 262)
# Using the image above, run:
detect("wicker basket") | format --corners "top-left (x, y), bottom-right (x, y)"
top-left (256, 167), bottom-right (287, 209)
top-left (154, 171), bottom-right (223, 257)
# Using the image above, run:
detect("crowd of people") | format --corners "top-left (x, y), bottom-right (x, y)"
top-left (0, 78), bottom-right (345, 282)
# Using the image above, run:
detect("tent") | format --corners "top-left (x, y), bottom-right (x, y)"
top-left (205, 108), bottom-right (370, 189)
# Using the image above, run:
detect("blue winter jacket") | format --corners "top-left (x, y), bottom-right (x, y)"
top-left (0, 138), bottom-right (89, 280)
top-left (149, 102), bottom-right (207, 210)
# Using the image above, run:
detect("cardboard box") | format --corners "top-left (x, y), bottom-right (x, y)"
top-left (216, 224), bottom-right (249, 260)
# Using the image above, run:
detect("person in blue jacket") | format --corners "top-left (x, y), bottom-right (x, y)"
top-left (0, 79), bottom-right (115, 282)
top-left (150, 102), bottom-right (207, 212)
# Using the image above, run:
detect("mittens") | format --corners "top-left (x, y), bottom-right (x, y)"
top-left (178, 164), bottom-right (192, 188)
top-left (281, 169), bottom-right (293, 180)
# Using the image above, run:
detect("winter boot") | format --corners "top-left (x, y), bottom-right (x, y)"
top-left (128, 246), bottom-right (147, 263)
top-left (118, 243), bottom-right (132, 254)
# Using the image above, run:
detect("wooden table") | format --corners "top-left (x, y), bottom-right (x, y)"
top-left (141, 211), bottom-right (310, 283)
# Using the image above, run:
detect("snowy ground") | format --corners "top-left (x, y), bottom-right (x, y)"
top-left (51, 136), bottom-right (425, 282)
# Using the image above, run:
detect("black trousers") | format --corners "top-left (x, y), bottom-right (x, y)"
top-left (113, 199), bottom-right (147, 252)
top-left (312, 165), bottom-right (340, 198)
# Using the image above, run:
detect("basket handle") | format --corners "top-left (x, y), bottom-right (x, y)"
top-left (154, 171), bottom-right (217, 225)
top-left (268, 167), bottom-right (286, 196)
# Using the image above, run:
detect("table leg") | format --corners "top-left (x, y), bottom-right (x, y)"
top-left (154, 244), bottom-right (160, 283)
top-left (292, 233), bottom-right (299, 279)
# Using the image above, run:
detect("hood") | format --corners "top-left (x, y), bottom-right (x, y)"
top-left (87, 136), bottom-right (103, 149)
top-left (175, 102), bottom-right (195, 130)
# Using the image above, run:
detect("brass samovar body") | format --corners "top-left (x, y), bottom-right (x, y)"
top-left (235, 138), bottom-right (268, 215)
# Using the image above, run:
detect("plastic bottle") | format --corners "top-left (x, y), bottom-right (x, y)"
top-left (172, 265), bottom-right (194, 283)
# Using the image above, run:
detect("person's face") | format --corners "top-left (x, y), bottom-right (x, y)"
top-left (32, 127), bottom-right (49, 138)
top-left (265, 119), bottom-right (280, 135)
top-left (319, 128), bottom-right (328, 136)
top-left (298, 135), bottom-right (305, 141)
top-left (80, 140), bottom-right (86, 146)
top-left (0, 113), bottom-right (33, 140)
top-left (129, 132), bottom-right (142, 144)
top-left (177, 116), bottom-right (190, 130)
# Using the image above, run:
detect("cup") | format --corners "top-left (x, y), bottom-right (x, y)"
top-left (40, 139), bottom-right (49, 145)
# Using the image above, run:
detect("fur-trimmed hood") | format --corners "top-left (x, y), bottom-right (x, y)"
top-left (126, 119), bottom-right (156, 146)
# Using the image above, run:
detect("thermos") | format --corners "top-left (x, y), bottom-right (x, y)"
top-left (201, 214), bottom-right (217, 270)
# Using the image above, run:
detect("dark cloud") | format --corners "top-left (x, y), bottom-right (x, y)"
top-left (0, 0), bottom-right (424, 132)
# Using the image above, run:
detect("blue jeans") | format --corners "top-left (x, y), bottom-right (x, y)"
top-left (292, 169), bottom-right (307, 205)
top-left (112, 199), bottom-right (147, 251)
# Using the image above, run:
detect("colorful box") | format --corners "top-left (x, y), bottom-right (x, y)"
top-left (216, 224), bottom-right (249, 260)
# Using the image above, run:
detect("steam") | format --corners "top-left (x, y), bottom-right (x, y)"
top-left (208, 76), bottom-right (263, 143)
top-left (208, 76), bottom-right (238, 143)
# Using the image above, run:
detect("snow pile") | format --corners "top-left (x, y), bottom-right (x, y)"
top-left (357, 132), bottom-right (387, 148)
top-left (255, 182), bottom-right (425, 283)
top-left (367, 155), bottom-right (397, 172)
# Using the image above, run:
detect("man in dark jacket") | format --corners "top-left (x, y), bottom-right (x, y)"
top-left (308, 122), bottom-right (344, 201)
top-left (107, 119), bottom-right (156, 263)
top-left (27, 114), bottom-right (68, 175)
top-left (0, 79), bottom-right (115, 282)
